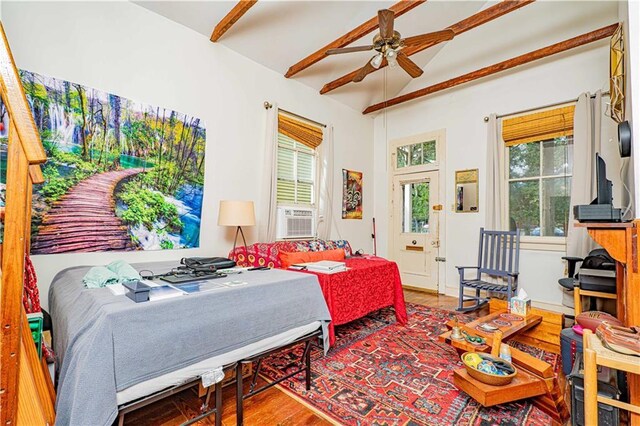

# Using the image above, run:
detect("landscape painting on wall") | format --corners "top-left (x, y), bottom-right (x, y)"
top-left (0, 70), bottom-right (206, 254)
top-left (342, 169), bottom-right (362, 219)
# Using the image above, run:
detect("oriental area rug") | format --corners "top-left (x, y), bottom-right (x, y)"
top-left (260, 303), bottom-right (559, 426)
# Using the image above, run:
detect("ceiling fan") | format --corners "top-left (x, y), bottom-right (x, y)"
top-left (326, 9), bottom-right (454, 83)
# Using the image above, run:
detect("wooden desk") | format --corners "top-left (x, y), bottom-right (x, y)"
top-left (575, 221), bottom-right (640, 426)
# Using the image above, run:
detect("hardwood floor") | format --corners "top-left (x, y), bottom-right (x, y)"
top-left (122, 290), bottom-right (484, 426)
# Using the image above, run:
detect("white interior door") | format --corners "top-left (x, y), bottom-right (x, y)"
top-left (392, 171), bottom-right (439, 292)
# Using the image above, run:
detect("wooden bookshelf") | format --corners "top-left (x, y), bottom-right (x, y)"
top-left (575, 220), bottom-right (640, 425)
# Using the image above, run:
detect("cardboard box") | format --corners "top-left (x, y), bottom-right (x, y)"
top-left (510, 296), bottom-right (531, 316)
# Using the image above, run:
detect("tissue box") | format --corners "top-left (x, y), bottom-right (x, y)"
top-left (510, 296), bottom-right (531, 316)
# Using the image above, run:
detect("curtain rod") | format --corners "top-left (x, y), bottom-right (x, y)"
top-left (483, 91), bottom-right (610, 122)
top-left (264, 101), bottom-right (327, 128)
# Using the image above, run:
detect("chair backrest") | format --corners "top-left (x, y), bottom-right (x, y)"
top-left (477, 228), bottom-right (521, 277)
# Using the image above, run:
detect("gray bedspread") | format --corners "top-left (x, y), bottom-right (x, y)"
top-left (49, 261), bottom-right (331, 426)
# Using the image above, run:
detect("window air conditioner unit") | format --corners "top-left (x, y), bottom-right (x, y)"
top-left (276, 207), bottom-right (316, 239)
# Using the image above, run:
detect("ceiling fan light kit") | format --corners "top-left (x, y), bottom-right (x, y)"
top-left (325, 8), bottom-right (455, 83)
top-left (371, 53), bottom-right (384, 69)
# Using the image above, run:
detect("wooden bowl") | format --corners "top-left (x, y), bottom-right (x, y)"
top-left (461, 352), bottom-right (517, 386)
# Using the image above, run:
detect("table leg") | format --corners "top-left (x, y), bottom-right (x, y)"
top-left (584, 348), bottom-right (598, 426)
top-left (215, 380), bottom-right (222, 426)
top-left (236, 362), bottom-right (244, 426)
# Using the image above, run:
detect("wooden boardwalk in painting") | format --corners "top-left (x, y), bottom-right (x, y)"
top-left (31, 168), bottom-right (144, 254)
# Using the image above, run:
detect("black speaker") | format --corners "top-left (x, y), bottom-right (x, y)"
top-left (618, 120), bottom-right (631, 158)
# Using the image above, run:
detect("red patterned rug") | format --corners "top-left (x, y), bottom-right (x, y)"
top-left (261, 303), bottom-right (559, 425)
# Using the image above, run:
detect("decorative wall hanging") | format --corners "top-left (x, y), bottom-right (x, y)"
top-left (609, 24), bottom-right (624, 123)
top-left (0, 70), bottom-right (206, 254)
top-left (342, 169), bottom-right (363, 219)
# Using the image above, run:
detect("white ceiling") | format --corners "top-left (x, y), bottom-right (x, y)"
top-left (134, 1), bottom-right (619, 114)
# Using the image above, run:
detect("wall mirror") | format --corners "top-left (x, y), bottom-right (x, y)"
top-left (455, 169), bottom-right (479, 213)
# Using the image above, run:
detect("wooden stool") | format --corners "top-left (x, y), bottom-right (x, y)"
top-left (583, 329), bottom-right (640, 426)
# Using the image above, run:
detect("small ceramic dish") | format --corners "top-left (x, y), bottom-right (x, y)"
top-left (500, 313), bottom-right (524, 322)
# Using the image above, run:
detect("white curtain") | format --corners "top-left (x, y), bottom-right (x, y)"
top-left (258, 104), bottom-right (279, 242)
top-left (566, 91), bottom-right (602, 257)
top-left (485, 113), bottom-right (506, 230)
top-left (316, 125), bottom-right (334, 240)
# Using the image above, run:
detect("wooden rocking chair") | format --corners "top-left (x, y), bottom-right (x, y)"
top-left (456, 228), bottom-right (521, 312)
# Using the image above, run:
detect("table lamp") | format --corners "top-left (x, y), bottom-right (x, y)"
top-left (218, 200), bottom-right (256, 253)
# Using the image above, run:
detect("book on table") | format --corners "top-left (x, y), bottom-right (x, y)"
top-left (291, 260), bottom-right (347, 274)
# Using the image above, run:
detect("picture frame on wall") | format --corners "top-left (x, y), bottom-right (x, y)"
top-left (342, 169), bottom-right (363, 219)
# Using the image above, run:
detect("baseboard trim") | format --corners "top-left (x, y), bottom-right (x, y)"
top-left (444, 286), bottom-right (572, 315)
top-left (402, 284), bottom-right (438, 294)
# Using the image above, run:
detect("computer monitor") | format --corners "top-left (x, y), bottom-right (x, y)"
top-left (592, 153), bottom-right (613, 205)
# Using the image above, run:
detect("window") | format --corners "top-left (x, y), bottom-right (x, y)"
top-left (276, 112), bottom-right (322, 206)
top-left (396, 140), bottom-right (436, 169)
top-left (503, 105), bottom-right (574, 246)
top-left (401, 181), bottom-right (430, 233)
top-left (277, 134), bottom-right (316, 205)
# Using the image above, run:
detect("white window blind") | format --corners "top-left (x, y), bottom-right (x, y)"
top-left (276, 133), bottom-right (316, 205)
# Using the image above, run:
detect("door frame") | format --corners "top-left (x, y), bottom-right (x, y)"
top-left (388, 129), bottom-right (446, 294)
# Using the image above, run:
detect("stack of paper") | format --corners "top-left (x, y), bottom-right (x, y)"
top-left (293, 260), bottom-right (347, 274)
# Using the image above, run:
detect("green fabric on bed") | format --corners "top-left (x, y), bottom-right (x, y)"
top-left (83, 267), bottom-right (119, 288)
top-left (107, 260), bottom-right (141, 283)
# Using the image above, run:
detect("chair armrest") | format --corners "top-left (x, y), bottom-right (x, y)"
top-left (562, 256), bottom-right (584, 261)
top-left (455, 266), bottom-right (479, 270)
top-left (562, 256), bottom-right (584, 278)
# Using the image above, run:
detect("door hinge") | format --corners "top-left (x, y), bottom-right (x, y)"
top-left (435, 257), bottom-right (446, 262)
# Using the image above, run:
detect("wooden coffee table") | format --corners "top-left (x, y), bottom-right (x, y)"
top-left (439, 309), bottom-right (542, 354)
top-left (438, 302), bottom-right (569, 425)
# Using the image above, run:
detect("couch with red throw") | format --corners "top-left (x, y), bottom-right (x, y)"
top-left (228, 239), bottom-right (353, 268)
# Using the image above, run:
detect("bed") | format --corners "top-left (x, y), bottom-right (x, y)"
top-left (48, 261), bottom-right (331, 426)
top-left (299, 257), bottom-right (408, 344)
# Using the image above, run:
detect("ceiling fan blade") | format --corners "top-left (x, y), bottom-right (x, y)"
top-left (352, 60), bottom-right (376, 83)
top-left (378, 9), bottom-right (395, 39)
top-left (402, 29), bottom-right (455, 47)
top-left (326, 45), bottom-right (375, 55)
top-left (396, 51), bottom-right (423, 78)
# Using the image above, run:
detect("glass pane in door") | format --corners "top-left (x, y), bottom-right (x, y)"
top-left (402, 181), bottom-right (430, 233)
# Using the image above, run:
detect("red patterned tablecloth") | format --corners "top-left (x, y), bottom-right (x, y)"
top-left (299, 257), bottom-right (408, 345)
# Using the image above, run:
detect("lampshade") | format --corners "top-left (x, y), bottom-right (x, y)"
top-left (218, 200), bottom-right (256, 227)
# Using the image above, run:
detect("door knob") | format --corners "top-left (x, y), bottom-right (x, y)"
top-left (412, 240), bottom-right (417, 245)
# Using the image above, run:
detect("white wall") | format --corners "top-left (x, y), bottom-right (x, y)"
top-left (3, 1), bottom-right (374, 309)
top-left (373, 1), bottom-right (621, 309)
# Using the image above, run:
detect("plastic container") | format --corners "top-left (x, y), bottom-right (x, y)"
top-left (561, 327), bottom-right (582, 376)
top-left (499, 343), bottom-right (512, 362)
top-left (123, 280), bottom-right (151, 303)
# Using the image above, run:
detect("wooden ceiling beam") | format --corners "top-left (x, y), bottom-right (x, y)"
top-left (362, 23), bottom-right (619, 114)
top-left (285, 0), bottom-right (426, 78)
top-left (210, 0), bottom-right (258, 42)
top-left (320, 0), bottom-right (535, 95)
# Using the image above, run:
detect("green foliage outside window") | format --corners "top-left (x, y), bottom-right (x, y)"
top-left (508, 137), bottom-right (572, 237)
